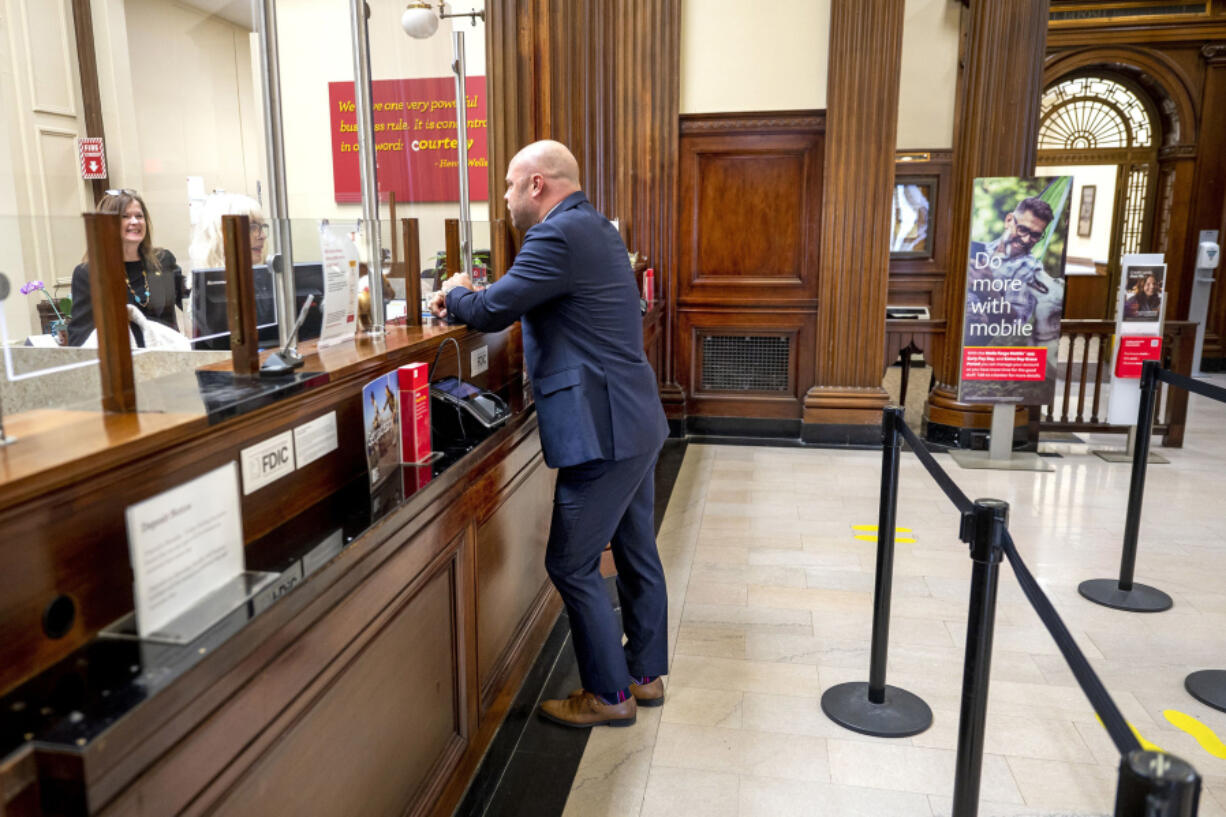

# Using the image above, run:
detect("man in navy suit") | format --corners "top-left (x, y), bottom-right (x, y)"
top-left (430, 140), bottom-right (669, 728)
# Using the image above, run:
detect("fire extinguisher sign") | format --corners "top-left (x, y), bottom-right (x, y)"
top-left (78, 137), bottom-right (107, 180)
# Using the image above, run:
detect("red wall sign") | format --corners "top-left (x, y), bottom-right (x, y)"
top-left (1114, 336), bottom-right (1162, 378)
top-left (78, 137), bottom-right (106, 180)
top-left (328, 77), bottom-right (488, 204)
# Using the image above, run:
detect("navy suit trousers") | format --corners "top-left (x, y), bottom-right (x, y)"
top-left (546, 446), bottom-right (668, 695)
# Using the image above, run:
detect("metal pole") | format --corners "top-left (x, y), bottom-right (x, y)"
top-left (951, 498), bottom-right (1008, 817)
top-left (452, 30), bottom-right (473, 279)
top-left (254, 0), bottom-right (300, 359)
top-left (350, 0), bottom-right (385, 337)
top-left (868, 406), bottom-right (904, 702)
top-left (1113, 750), bottom-right (1201, 816)
top-left (1078, 359), bottom-right (1172, 612)
top-left (1119, 359), bottom-right (1159, 591)
top-left (820, 407), bottom-right (932, 739)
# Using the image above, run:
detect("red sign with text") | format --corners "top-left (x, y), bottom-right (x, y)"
top-left (1114, 336), bottom-right (1162, 378)
top-left (78, 137), bottom-right (106, 180)
top-left (961, 347), bottom-right (1048, 381)
top-left (328, 77), bottom-right (488, 204)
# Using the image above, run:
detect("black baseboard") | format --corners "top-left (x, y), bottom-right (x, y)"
top-left (1203, 356), bottom-right (1225, 373)
top-left (686, 416), bottom-right (801, 438)
top-left (800, 422), bottom-right (881, 447)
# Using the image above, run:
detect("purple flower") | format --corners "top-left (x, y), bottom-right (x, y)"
top-left (20, 280), bottom-right (65, 322)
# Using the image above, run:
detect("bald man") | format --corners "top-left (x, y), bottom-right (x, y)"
top-left (430, 140), bottom-right (669, 728)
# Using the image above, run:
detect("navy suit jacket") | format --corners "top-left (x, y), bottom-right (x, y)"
top-left (446, 191), bottom-right (668, 469)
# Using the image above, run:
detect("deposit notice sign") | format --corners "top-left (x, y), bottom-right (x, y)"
top-left (329, 76), bottom-right (488, 204)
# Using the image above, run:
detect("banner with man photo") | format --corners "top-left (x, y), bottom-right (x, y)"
top-left (958, 176), bottom-right (1073, 405)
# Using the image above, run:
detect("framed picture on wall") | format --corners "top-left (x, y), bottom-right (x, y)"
top-left (890, 176), bottom-right (936, 259)
top-left (1077, 184), bottom-right (1096, 238)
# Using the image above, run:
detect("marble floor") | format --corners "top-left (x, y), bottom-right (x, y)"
top-left (560, 374), bottom-right (1226, 817)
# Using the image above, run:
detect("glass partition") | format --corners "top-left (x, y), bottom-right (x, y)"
top-left (1, 215), bottom-right (100, 416)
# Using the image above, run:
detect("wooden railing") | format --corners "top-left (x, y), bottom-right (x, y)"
top-left (1032, 319), bottom-right (1197, 448)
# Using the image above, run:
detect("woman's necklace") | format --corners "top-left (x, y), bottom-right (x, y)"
top-left (125, 263), bottom-right (151, 307)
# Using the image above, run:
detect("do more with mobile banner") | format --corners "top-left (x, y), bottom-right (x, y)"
top-left (958, 176), bottom-right (1073, 405)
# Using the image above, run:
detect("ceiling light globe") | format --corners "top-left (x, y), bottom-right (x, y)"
top-left (401, 3), bottom-right (439, 38)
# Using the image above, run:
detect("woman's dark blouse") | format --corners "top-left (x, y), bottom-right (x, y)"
top-left (67, 248), bottom-right (184, 346)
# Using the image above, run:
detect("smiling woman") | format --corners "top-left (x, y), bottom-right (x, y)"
top-left (65, 190), bottom-right (185, 347)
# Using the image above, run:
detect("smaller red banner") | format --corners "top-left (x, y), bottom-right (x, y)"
top-left (961, 347), bottom-right (1048, 381)
top-left (1114, 336), bottom-right (1162, 378)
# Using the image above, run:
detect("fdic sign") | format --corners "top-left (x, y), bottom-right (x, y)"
top-left (241, 430), bottom-right (296, 495)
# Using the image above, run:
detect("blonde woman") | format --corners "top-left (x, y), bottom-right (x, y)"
top-left (188, 192), bottom-right (268, 271)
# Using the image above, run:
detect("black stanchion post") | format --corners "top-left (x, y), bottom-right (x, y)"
top-left (1185, 669), bottom-right (1226, 714)
top-left (821, 406), bottom-right (932, 738)
top-left (1114, 749), bottom-right (1201, 816)
top-left (951, 498), bottom-right (1008, 817)
top-left (1080, 360), bottom-right (1173, 613)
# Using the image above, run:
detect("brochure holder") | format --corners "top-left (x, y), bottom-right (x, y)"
top-left (102, 571), bottom-right (278, 645)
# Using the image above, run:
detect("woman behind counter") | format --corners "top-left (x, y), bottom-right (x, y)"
top-left (67, 189), bottom-right (184, 347)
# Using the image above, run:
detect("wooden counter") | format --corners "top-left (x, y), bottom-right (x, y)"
top-left (0, 319), bottom-right (562, 817)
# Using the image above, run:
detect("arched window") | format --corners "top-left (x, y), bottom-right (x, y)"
top-left (1037, 73), bottom-right (1159, 301)
top-left (1039, 77), bottom-right (1153, 150)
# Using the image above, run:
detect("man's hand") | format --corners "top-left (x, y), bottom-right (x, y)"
top-left (442, 272), bottom-right (473, 294)
top-left (428, 290), bottom-right (448, 319)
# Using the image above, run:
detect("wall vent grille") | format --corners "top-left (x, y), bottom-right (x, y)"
top-left (700, 335), bottom-right (790, 392)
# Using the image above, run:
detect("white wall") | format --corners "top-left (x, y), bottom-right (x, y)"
top-left (1036, 163), bottom-right (1117, 262)
top-left (120, 0), bottom-right (266, 267)
top-left (680, 0), bottom-right (828, 114)
top-left (0, 0), bottom-right (93, 341)
top-left (897, 0), bottom-right (961, 149)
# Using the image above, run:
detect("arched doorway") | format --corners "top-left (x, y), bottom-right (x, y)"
top-left (1036, 73), bottom-right (1161, 318)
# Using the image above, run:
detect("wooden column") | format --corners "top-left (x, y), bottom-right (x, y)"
top-left (924, 0), bottom-right (1050, 447)
top-left (83, 214), bottom-right (135, 412)
top-left (1191, 45), bottom-right (1226, 367)
top-left (70, 0), bottom-right (109, 204)
top-left (802, 0), bottom-right (904, 443)
top-left (221, 215), bottom-right (260, 376)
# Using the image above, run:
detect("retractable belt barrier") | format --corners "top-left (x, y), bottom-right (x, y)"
top-left (1109, 361), bottom-right (1226, 717)
top-left (824, 403), bottom-right (1204, 817)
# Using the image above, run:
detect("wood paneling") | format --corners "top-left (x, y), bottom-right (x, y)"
top-left (674, 113), bottom-right (823, 422)
top-left (926, 0), bottom-right (1051, 442)
top-left (206, 562), bottom-right (460, 817)
top-left (676, 309), bottom-right (816, 420)
top-left (1192, 45), bottom-right (1226, 363)
top-left (677, 115), bottom-right (824, 307)
top-left (805, 0), bottom-right (905, 430)
top-left (475, 455), bottom-right (555, 703)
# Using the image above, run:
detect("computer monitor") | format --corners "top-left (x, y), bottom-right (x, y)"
top-left (190, 263), bottom-right (324, 350)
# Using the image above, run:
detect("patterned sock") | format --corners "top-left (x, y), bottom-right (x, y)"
top-left (595, 687), bottom-right (631, 705)
top-left (632, 675), bottom-right (657, 685)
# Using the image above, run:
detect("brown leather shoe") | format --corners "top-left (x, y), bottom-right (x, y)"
top-left (539, 692), bottom-right (636, 728)
top-left (630, 677), bottom-right (665, 707)
top-left (567, 679), bottom-right (665, 707)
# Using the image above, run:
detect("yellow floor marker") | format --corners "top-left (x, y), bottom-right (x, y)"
top-left (852, 525), bottom-right (913, 533)
top-left (1096, 715), bottom-right (1166, 753)
top-left (854, 534), bottom-right (917, 544)
top-left (1164, 709), bottom-right (1226, 760)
